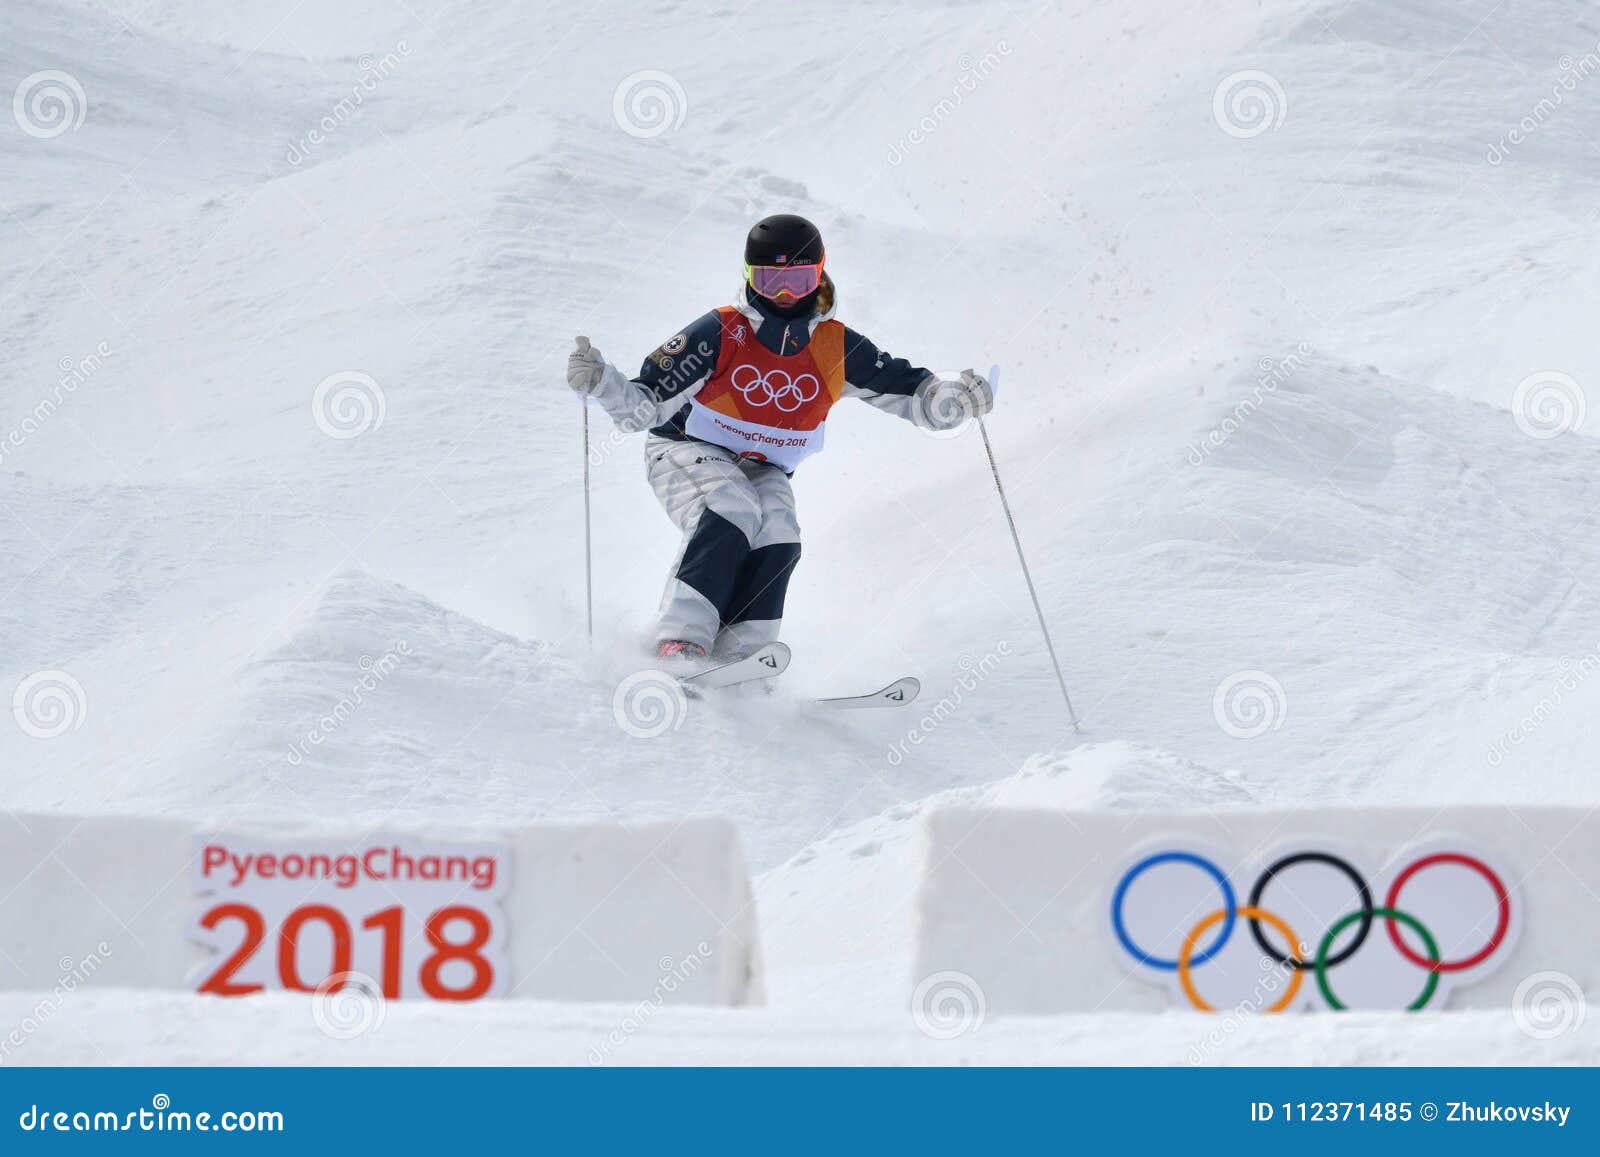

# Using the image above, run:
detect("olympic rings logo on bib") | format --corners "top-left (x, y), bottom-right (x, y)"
top-left (1109, 843), bottom-right (1519, 1012)
top-left (730, 364), bottom-right (821, 413)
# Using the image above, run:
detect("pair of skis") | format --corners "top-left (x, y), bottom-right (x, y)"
top-left (680, 642), bottom-right (919, 709)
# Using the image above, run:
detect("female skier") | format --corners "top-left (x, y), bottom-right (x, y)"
top-left (567, 213), bottom-right (993, 665)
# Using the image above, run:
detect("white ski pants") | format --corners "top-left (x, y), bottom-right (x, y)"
top-left (645, 435), bottom-right (801, 655)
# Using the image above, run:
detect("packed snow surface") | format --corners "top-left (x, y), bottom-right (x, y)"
top-left (3, 0), bottom-right (1599, 1063)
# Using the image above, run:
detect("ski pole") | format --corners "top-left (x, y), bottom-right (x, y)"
top-left (977, 364), bottom-right (1081, 731)
top-left (582, 397), bottom-right (594, 648)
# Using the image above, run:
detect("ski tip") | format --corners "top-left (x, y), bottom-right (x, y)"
top-left (756, 641), bottom-right (791, 674)
top-left (888, 677), bottom-right (920, 703)
top-left (814, 675), bottom-right (921, 709)
top-left (680, 640), bottom-right (792, 689)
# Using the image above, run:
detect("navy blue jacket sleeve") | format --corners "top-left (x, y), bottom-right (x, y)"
top-left (633, 311), bottom-right (723, 404)
top-left (840, 326), bottom-right (933, 397)
top-left (585, 311), bottom-right (724, 433)
top-left (839, 326), bottom-right (936, 426)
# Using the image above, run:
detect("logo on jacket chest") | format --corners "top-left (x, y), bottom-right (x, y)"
top-left (729, 364), bottom-right (820, 413)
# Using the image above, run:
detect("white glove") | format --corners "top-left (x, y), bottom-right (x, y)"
top-left (919, 368), bottom-right (994, 429)
top-left (567, 335), bottom-right (606, 396)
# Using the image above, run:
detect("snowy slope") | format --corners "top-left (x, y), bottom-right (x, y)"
top-left (4, 0), bottom-right (1600, 1063)
top-left (4, 988), bottom-right (1593, 1066)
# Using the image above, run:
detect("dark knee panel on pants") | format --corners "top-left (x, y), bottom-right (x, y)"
top-left (676, 509), bottom-right (751, 621)
top-left (726, 542), bottom-right (802, 625)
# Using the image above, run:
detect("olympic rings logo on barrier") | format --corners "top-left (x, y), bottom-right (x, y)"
top-left (729, 364), bottom-right (821, 412)
top-left (1110, 845), bottom-right (1518, 1013)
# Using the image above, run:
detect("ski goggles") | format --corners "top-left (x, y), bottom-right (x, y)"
top-left (745, 260), bottom-right (824, 302)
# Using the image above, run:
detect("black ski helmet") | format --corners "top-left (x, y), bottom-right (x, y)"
top-left (745, 214), bottom-right (824, 268)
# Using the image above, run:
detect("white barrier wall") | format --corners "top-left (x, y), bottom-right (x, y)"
top-left (0, 814), bottom-right (762, 1007)
top-left (916, 806), bottom-right (1600, 1015)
